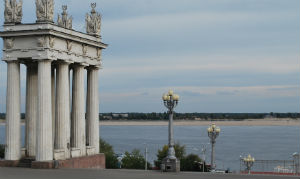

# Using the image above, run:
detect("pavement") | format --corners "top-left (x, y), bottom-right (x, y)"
top-left (0, 168), bottom-right (299, 179)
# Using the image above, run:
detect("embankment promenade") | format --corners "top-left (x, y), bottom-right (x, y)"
top-left (0, 168), bottom-right (297, 179)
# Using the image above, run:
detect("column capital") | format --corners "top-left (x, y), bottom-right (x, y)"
top-left (70, 63), bottom-right (87, 70)
top-left (33, 59), bottom-right (54, 63)
top-left (5, 59), bottom-right (19, 64)
top-left (86, 65), bottom-right (101, 70)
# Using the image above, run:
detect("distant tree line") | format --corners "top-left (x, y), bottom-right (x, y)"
top-left (99, 112), bottom-right (300, 121)
top-left (0, 112), bottom-right (298, 121)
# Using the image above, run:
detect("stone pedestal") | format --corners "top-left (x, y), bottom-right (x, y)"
top-left (31, 154), bottom-right (105, 169)
top-left (162, 157), bottom-right (180, 172)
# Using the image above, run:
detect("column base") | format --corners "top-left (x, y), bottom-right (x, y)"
top-left (32, 154), bottom-right (105, 169)
top-left (161, 157), bottom-right (180, 172)
top-left (0, 160), bottom-right (20, 167)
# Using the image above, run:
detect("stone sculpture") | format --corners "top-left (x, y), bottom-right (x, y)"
top-left (86, 3), bottom-right (101, 37)
top-left (36, 0), bottom-right (54, 23)
top-left (4, 0), bottom-right (23, 24)
top-left (57, 5), bottom-right (72, 29)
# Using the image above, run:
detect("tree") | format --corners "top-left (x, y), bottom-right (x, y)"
top-left (154, 143), bottom-right (186, 168)
top-left (0, 144), bottom-right (4, 159)
top-left (181, 154), bottom-right (203, 171)
top-left (121, 149), bottom-right (151, 170)
top-left (155, 144), bottom-right (207, 171)
top-left (100, 138), bottom-right (118, 169)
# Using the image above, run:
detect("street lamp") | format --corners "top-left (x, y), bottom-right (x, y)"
top-left (243, 154), bottom-right (255, 174)
top-left (292, 152), bottom-right (299, 174)
top-left (161, 90), bottom-right (180, 172)
top-left (144, 143), bottom-right (148, 171)
top-left (207, 123), bottom-right (220, 170)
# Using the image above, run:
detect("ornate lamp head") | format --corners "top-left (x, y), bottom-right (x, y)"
top-left (162, 90), bottom-right (179, 111)
top-left (244, 154), bottom-right (255, 162)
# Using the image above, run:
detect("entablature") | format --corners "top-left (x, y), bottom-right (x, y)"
top-left (0, 23), bottom-right (108, 67)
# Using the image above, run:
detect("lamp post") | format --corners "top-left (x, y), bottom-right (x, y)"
top-left (293, 152), bottom-right (299, 174)
top-left (201, 144), bottom-right (207, 172)
top-left (243, 154), bottom-right (255, 174)
top-left (161, 90), bottom-right (180, 172)
top-left (144, 143), bottom-right (148, 171)
top-left (207, 123), bottom-right (220, 170)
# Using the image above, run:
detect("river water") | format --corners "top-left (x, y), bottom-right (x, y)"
top-left (0, 125), bottom-right (299, 172)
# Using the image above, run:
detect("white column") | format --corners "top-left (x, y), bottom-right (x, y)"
top-left (36, 60), bottom-right (53, 161)
top-left (5, 61), bottom-right (21, 161)
top-left (71, 65), bottom-right (86, 156)
top-left (55, 62), bottom-right (70, 159)
top-left (86, 67), bottom-right (99, 154)
top-left (25, 63), bottom-right (38, 157)
top-left (51, 67), bottom-right (56, 148)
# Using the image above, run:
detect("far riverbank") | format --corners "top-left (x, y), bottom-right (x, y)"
top-left (0, 118), bottom-right (299, 126)
top-left (101, 118), bottom-right (299, 126)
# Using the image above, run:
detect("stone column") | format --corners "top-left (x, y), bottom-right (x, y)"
top-left (5, 61), bottom-right (21, 161)
top-left (25, 63), bottom-right (38, 157)
top-left (55, 62), bottom-right (70, 159)
top-left (36, 60), bottom-right (53, 161)
top-left (51, 67), bottom-right (56, 147)
top-left (86, 67), bottom-right (99, 154)
top-left (71, 64), bottom-right (86, 156)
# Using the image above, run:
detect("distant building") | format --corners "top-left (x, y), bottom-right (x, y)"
top-left (112, 114), bottom-right (129, 118)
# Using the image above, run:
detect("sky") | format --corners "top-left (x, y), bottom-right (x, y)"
top-left (0, 0), bottom-right (299, 113)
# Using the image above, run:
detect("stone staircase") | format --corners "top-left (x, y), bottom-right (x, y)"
top-left (17, 158), bottom-right (35, 168)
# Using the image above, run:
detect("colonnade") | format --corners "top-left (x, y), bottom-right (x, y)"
top-left (5, 59), bottom-right (100, 162)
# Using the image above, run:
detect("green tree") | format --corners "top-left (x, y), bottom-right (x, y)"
top-left (0, 144), bottom-right (4, 159)
top-left (181, 154), bottom-right (203, 171)
top-left (154, 143), bottom-right (186, 168)
top-left (100, 138), bottom-right (118, 169)
top-left (121, 149), bottom-right (151, 170)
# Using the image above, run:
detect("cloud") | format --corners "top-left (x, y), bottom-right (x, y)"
top-left (101, 54), bottom-right (299, 76)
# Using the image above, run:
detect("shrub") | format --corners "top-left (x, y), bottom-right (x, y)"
top-left (121, 149), bottom-right (151, 170)
top-left (155, 143), bottom-right (207, 171)
top-left (100, 138), bottom-right (118, 169)
top-left (181, 154), bottom-right (202, 171)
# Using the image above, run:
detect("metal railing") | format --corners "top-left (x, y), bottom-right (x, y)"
top-left (240, 158), bottom-right (299, 175)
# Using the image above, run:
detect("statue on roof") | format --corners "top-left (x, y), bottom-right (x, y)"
top-left (36, 0), bottom-right (54, 23)
top-left (4, 0), bottom-right (23, 24)
top-left (57, 5), bottom-right (73, 29)
top-left (86, 3), bottom-right (101, 37)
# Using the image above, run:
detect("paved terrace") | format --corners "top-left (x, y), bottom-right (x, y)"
top-left (0, 168), bottom-right (298, 179)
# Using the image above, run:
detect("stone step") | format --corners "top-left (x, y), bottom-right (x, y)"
top-left (17, 158), bottom-right (35, 168)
